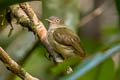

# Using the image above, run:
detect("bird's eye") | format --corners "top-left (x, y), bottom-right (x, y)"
top-left (56, 19), bottom-right (60, 22)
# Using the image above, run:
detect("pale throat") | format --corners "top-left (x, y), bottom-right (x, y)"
top-left (48, 23), bottom-right (65, 33)
top-left (49, 23), bottom-right (61, 30)
top-left (47, 23), bottom-right (57, 33)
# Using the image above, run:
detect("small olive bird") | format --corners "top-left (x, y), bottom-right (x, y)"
top-left (46, 16), bottom-right (86, 60)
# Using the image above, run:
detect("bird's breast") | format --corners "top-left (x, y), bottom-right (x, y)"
top-left (47, 32), bottom-right (76, 59)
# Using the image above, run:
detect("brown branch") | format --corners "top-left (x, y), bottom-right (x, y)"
top-left (0, 46), bottom-right (39, 80)
top-left (78, 0), bottom-right (111, 27)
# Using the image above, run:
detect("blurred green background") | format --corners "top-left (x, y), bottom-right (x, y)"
top-left (0, 0), bottom-right (120, 80)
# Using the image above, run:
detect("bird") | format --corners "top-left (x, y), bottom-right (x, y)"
top-left (46, 16), bottom-right (86, 60)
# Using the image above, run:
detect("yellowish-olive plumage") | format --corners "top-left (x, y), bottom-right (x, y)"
top-left (46, 16), bottom-right (86, 60)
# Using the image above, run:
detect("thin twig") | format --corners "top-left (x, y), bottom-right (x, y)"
top-left (0, 46), bottom-right (39, 80)
top-left (78, 0), bottom-right (111, 27)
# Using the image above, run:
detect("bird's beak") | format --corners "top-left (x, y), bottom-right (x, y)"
top-left (45, 19), bottom-right (52, 23)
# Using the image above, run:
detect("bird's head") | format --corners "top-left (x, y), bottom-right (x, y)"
top-left (45, 16), bottom-right (62, 24)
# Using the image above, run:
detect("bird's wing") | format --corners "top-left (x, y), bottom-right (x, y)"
top-left (53, 27), bottom-right (86, 57)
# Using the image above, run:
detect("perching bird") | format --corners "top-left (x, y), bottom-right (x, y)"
top-left (46, 16), bottom-right (86, 60)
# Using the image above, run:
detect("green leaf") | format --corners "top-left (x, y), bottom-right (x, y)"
top-left (61, 44), bottom-right (120, 80)
top-left (102, 26), bottom-right (119, 36)
top-left (96, 58), bottom-right (115, 80)
top-left (78, 58), bottom-right (115, 80)
top-left (51, 57), bottom-right (80, 75)
top-left (77, 66), bottom-right (98, 80)
top-left (115, 55), bottom-right (120, 80)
